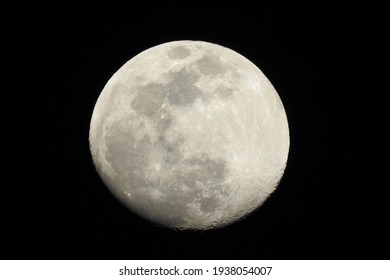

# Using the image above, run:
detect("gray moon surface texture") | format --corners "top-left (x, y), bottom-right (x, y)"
top-left (89, 40), bottom-right (289, 230)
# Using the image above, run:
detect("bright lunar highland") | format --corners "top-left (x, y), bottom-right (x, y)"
top-left (89, 41), bottom-right (289, 230)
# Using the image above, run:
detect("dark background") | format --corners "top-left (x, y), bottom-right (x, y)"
top-left (2, 6), bottom-right (389, 259)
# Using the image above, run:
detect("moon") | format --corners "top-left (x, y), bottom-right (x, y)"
top-left (89, 40), bottom-right (289, 230)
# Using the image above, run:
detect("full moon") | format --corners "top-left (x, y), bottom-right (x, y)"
top-left (89, 40), bottom-right (289, 230)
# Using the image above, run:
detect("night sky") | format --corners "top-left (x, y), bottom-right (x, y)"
top-left (2, 6), bottom-right (389, 260)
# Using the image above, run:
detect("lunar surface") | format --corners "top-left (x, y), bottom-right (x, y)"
top-left (89, 41), bottom-right (289, 230)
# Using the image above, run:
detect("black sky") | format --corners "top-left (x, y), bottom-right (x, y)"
top-left (2, 6), bottom-right (389, 259)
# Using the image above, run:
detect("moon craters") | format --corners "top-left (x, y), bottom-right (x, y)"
top-left (89, 40), bottom-right (289, 230)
